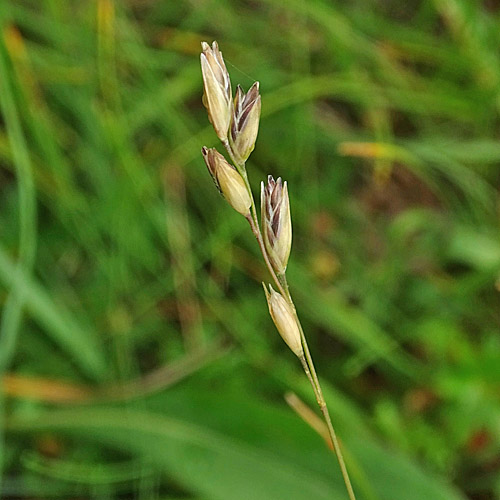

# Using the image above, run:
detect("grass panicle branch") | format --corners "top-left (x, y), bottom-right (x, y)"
top-left (200, 40), bottom-right (357, 500)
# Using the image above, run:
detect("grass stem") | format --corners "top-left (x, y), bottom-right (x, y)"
top-left (243, 172), bottom-right (357, 500)
top-left (214, 51), bottom-right (357, 500)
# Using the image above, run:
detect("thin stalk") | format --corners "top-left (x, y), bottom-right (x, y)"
top-left (222, 136), bottom-right (356, 500)
top-left (281, 276), bottom-right (356, 500)
top-left (281, 275), bottom-right (322, 393)
top-left (246, 216), bottom-right (289, 299)
top-left (298, 354), bottom-right (323, 411)
top-left (298, 318), bottom-right (356, 500)
top-left (244, 187), bottom-right (356, 500)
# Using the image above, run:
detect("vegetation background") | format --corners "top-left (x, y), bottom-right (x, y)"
top-left (0, 0), bottom-right (499, 499)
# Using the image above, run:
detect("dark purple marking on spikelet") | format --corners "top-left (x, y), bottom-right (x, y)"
top-left (264, 176), bottom-right (284, 243)
top-left (231, 83), bottom-right (260, 140)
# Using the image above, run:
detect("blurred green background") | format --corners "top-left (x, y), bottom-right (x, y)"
top-left (1, 0), bottom-right (500, 499)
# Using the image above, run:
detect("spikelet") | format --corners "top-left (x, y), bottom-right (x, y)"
top-left (200, 41), bottom-right (232, 141)
top-left (261, 176), bottom-right (292, 275)
top-left (263, 284), bottom-right (303, 357)
top-left (229, 83), bottom-right (261, 164)
top-left (202, 147), bottom-right (251, 216)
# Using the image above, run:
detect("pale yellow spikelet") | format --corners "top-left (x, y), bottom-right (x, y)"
top-left (200, 41), bottom-right (232, 141)
top-left (202, 147), bottom-right (251, 216)
top-left (263, 284), bottom-right (303, 357)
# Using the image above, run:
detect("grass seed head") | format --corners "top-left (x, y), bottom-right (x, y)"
top-left (202, 147), bottom-right (251, 216)
top-left (263, 283), bottom-right (303, 357)
top-left (229, 82), bottom-right (261, 164)
top-left (261, 176), bottom-right (292, 275)
top-left (200, 41), bottom-right (232, 141)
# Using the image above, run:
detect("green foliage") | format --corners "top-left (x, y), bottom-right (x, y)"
top-left (1, 0), bottom-right (499, 498)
